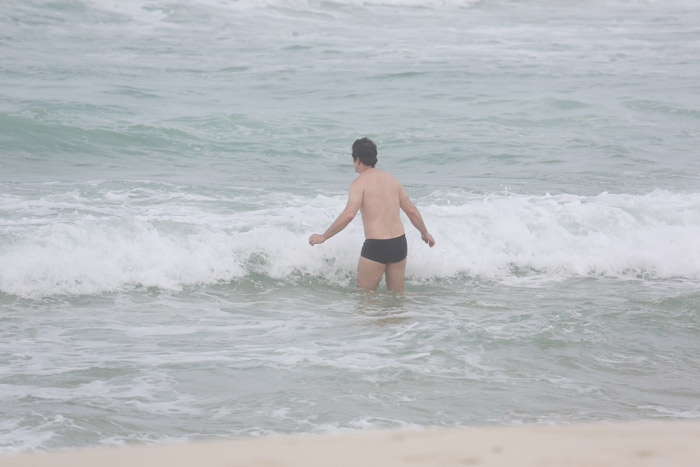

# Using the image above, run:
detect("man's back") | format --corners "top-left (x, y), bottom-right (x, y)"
top-left (353, 168), bottom-right (405, 240)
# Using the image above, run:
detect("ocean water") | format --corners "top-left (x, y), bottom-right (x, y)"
top-left (2, 0), bottom-right (700, 454)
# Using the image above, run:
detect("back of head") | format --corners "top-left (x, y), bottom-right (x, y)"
top-left (352, 137), bottom-right (378, 168)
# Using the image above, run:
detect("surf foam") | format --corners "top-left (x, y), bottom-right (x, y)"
top-left (1, 186), bottom-right (699, 298)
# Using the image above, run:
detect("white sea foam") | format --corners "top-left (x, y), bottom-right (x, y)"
top-left (1, 187), bottom-right (699, 298)
top-left (411, 189), bottom-right (700, 281)
top-left (82, 0), bottom-right (493, 23)
top-left (84, 0), bottom-right (170, 24)
top-left (83, 0), bottom-right (689, 17)
top-left (0, 417), bottom-right (56, 454)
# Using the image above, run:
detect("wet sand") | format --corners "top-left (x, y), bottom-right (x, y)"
top-left (2, 421), bottom-right (699, 466)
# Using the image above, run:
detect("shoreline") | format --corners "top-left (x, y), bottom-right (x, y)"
top-left (2, 421), bottom-right (700, 466)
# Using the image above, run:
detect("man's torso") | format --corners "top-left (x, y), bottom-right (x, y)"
top-left (355, 169), bottom-right (405, 240)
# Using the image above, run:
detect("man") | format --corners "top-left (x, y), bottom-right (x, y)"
top-left (309, 137), bottom-right (435, 292)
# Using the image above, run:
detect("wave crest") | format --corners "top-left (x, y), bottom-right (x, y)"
top-left (2, 186), bottom-right (699, 298)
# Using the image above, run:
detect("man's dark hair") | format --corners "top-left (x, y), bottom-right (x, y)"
top-left (352, 137), bottom-right (378, 168)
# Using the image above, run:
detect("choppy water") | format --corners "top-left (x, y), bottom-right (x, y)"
top-left (1, 0), bottom-right (700, 454)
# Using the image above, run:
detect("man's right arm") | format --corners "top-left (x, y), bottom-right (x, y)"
top-left (399, 184), bottom-right (435, 247)
top-left (309, 180), bottom-right (363, 246)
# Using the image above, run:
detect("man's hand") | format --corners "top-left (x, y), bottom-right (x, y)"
top-left (309, 234), bottom-right (326, 246)
top-left (422, 232), bottom-right (435, 247)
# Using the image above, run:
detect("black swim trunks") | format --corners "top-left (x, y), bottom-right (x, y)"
top-left (360, 234), bottom-right (407, 264)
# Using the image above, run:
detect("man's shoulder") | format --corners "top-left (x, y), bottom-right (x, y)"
top-left (349, 175), bottom-right (367, 194)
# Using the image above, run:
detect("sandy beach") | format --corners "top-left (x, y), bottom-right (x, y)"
top-left (2, 421), bottom-right (699, 467)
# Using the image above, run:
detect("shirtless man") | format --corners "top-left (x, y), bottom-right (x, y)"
top-left (308, 138), bottom-right (435, 292)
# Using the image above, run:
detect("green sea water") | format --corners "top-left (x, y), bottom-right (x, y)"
top-left (1, 0), bottom-right (699, 454)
